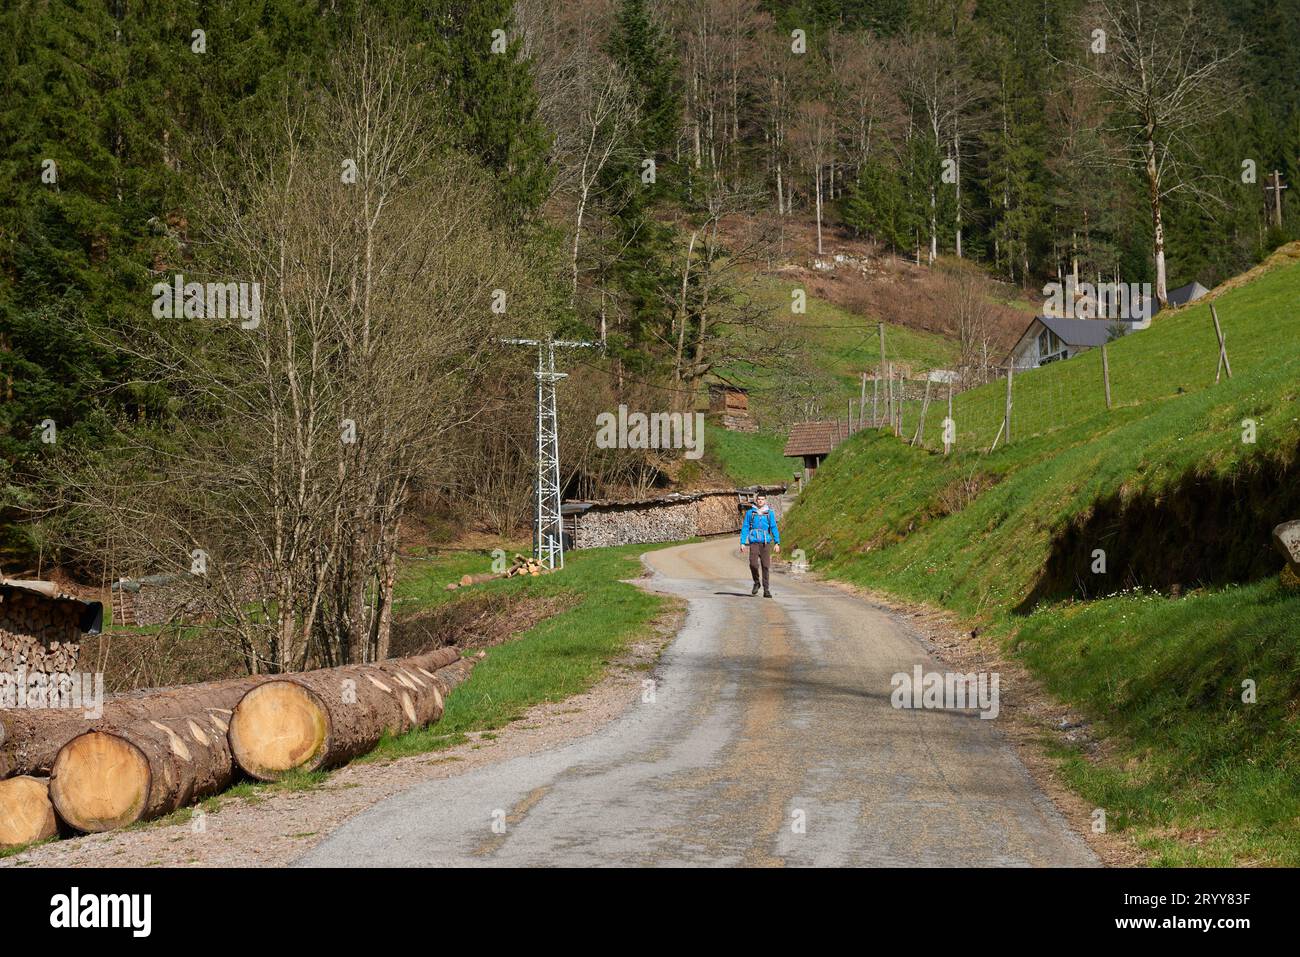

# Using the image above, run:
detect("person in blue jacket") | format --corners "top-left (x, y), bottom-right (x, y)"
top-left (740, 494), bottom-right (780, 597)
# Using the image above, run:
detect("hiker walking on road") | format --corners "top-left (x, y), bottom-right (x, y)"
top-left (741, 494), bottom-right (780, 598)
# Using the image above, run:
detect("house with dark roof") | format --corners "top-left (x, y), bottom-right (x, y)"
top-left (1009, 315), bottom-right (1141, 369)
top-left (783, 420), bottom-right (848, 483)
top-left (1166, 281), bottom-right (1209, 308)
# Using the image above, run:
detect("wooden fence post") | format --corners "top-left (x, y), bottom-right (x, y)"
top-left (894, 373), bottom-right (902, 437)
top-left (1004, 359), bottom-right (1014, 446)
top-left (944, 382), bottom-right (954, 456)
top-left (912, 377), bottom-right (932, 447)
top-left (886, 363), bottom-right (894, 433)
top-left (872, 374), bottom-right (880, 427)
top-left (859, 372), bottom-right (867, 431)
top-left (1211, 304), bottom-right (1233, 382)
top-left (1101, 342), bottom-right (1112, 409)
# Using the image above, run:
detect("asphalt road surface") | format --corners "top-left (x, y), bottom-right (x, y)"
top-left (298, 538), bottom-right (1097, 867)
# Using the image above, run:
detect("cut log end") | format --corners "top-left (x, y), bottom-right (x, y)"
top-left (49, 732), bottom-right (151, 833)
top-left (227, 681), bottom-right (329, 782)
top-left (0, 776), bottom-right (59, 848)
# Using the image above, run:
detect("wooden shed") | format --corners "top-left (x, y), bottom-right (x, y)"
top-left (783, 421), bottom-right (847, 484)
top-left (708, 383), bottom-right (756, 433)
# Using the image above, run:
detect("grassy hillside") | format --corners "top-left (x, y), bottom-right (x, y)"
top-left (702, 424), bottom-right (791, 486)
top-left (719, 278), bottom-right (960, 415)
top-left (784, 245), bottom-right (1300, 864)
top-left (705, 277), bottom-right (960, 485)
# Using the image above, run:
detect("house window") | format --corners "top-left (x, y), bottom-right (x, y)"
top-left (1037, 328), bottom-right (1065, 362)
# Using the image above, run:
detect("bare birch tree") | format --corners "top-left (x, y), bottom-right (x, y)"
top-left (52, 32), bottom-right (538, 672)
top-left (1068, 0), bottom-right (1244, 305)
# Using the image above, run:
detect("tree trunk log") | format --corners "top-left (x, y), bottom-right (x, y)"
top-left (228, 647), bottom-right (472, 782)
top-left (0, 775), bottom-right (58, 848)
top-left (1, 675), bottom-right (263, 780)
top-left (48, 703), bottom-right (241, 833)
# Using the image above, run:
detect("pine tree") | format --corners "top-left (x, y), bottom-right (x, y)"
top-left (436, 0), bottom-right (553, 221)
top-left (603, 0), bottom-right (682, 372)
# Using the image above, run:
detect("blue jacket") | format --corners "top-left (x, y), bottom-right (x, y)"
top-left (741, 507), bottom-right (780, 545)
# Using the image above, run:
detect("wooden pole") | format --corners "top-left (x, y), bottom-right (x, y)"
top-left (988, 417), bottom-right (1005, 454)
top-left (872, 374), bottom-right (880, 427)
top-left (878, 322), bottom-right (888, 432)
top-left (898, 375), bottom-right (904, 436)
top-left (894, 373), bottom-right (902, 437)
top-left (1101, 342), bottom-right (1112, 409)
top-left (1211, 304), bottom-right (1232, 381)
top-left (886, 362), bottom-right (894, 432)
top-left (912, 378), bottom-right (932, 446)
top-left (859, 372), bottom-right (867, 430)
top-left (1003, 359), bottom-right (1014, 446)
top-left (1266, 170), bottom-right (1287, 229)
top-left (945, 382), bottom-right (953, 456)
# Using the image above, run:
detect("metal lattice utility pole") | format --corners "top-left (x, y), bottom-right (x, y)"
top-left (501, 338), bottom-right (597, 569)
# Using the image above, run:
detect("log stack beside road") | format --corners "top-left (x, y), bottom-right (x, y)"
top-left (1, 646), bottom-right (477, 844)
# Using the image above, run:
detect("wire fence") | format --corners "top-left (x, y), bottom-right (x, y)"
top-left (818, 299), bottom-right (1248, 460)
top-left (825, 348), bottom-right (1121, 457)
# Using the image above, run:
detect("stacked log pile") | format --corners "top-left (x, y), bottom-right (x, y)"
top-left (695, 495), bottom-right (744, 537)
top-left (0, 648), bottom-right (477, 844)
top-left (0, 674), bottom-right (264, 780)
top-left (0, 589), bottom-right (82, 676)
top-left (573, 499), bottom-right (697, 548)
top-left (445, 553), bottom-right (550, 591)
top-left (504, 554), bottom-right (549, 578)
top-left (567, 486), bottom-right (787, 549)
top-left (228, 646), bottom-right (473, 780)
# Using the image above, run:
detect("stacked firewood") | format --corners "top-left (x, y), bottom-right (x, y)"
top-left (0, 635), bottom-right (80, 677)
top-left (444, 554), bottom-right (550, 592)
top-left (504, 554), bottom-right (549, 578)
top-left (0, 591), bottom-right (82, 676)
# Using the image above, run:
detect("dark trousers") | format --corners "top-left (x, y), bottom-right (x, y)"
top-left (748, 541), bottom-right (772, 590)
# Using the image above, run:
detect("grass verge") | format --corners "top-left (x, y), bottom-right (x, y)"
top-left (368, 541), bottom-right (680, 761)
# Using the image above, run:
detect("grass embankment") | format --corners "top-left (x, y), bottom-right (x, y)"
top-left (703, 424), bottom-right (791, 486)
top-left (367, 541), bottom-right (678, 760)
top-left (785, 246), bottom-right (1300, 864)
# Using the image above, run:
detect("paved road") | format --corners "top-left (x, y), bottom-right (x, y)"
top-left (298, 538), bottom-right (1097, 867)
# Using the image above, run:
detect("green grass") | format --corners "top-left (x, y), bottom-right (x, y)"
top-left (368, 541), bottom-right (679, 761)
top-left (784, 246), bottom-right (1300, 864)
top-left (703, 424), bottom-right (793, 486)
top-left (1014, 579), bottom-right (1300, 865)
top-left (720, 278), bottom-right (959, 415)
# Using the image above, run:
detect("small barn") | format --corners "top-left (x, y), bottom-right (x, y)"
top-left (1009, 316), bottom-right (1141, 369)
top-left (708, 383), bottom-right (756, 433)
top-left (0, 579), bottom-right (103, 676)
top-left (783, 420), bottom-right (848, 484)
